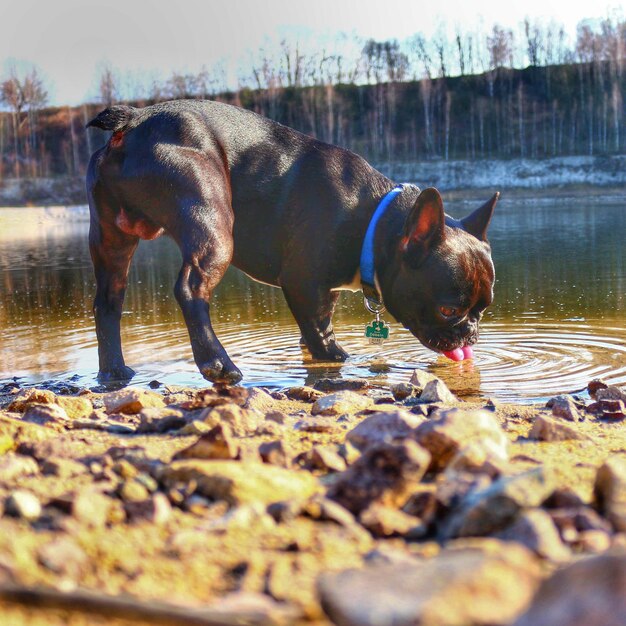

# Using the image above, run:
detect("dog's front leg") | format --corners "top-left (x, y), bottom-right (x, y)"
top-left (282, 284), bottom-right (348, 362)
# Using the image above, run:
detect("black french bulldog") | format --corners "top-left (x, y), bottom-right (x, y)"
top-left (86, 99), bottom-right (498, 384)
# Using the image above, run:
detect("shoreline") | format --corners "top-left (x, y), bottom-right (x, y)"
top-left (0, 374), bottom-right (624, 625)
top-left (2, 153), bottom-right (626, 208)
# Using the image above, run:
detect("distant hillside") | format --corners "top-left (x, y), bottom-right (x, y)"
top-left (0, 61), bottom-right (624, 188)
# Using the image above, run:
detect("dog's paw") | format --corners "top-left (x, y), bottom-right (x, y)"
top-left (97, 365), bottom-right (136, 384)
top-left (199, 359), bottom-right (243, 385)
top-left (310, 342), bottom-right (349, 362)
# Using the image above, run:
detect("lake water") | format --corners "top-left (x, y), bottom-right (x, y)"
top-left (0, 194), bottom-right (624, 403)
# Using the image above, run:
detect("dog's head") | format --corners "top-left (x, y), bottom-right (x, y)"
top-left (380, 187), bottom-right (498, 355)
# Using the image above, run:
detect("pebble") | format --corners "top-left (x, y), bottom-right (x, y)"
top-left (174, 424), bottom-right (239, 460)
top-left (103, 388), bottom-right (165, 414)
top-left (327, 440), bottom-right (431, 514)
top-left (0, 453), bottom-right (40, 480)
top-left (313, 378), bottom-right (370, 393)
top-left (548, 394), bottom-right (583, 421)
top-left (259, 440), bottom-right (293, 467)
top-left (414, 407), bottom-right (509, 472)
top-left (594, 456), bottom-right (626, 532)
top-left (200, 404), bottom-right (263, 436)
top-left (5, 490), bottom-right (42, 521)
top-left (528, 414), bottom-right (589, 441)
top-left (284, 386), bottom-right (325, 402)
top-left (390, 382), bottom-right (419, 401)
top-left (311, 391), bottom-right (371, 416)
top-left (346, 410), bottom-right (425, 450)
top-left (420, 379), bottom-right (457, 404)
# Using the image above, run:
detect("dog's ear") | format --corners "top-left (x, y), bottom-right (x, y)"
top-left (401, 187), bottom-right (445, 266)
top-left (461, 192), bottom-right (499, 241)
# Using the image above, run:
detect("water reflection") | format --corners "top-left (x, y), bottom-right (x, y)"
top-left (0, 194), bottom-right (624, 402)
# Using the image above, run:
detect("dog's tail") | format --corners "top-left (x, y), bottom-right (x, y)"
top-left (86, 105), bottom-right (138, 131)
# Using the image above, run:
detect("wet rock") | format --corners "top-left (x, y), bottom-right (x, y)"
top-left (311, 391), bottom-right (371, 416)
top-left (595, 397), bottom-right (626, 421)
top-left (319, 542), bottom-right (541, 626)
top-left (200, 404), bottom-right (263, 436)
top-left (496, 508), bottom-right (571, 562)
top-left (327, 440), bottom-right (431, 515)
top-left (596, 385), bottom-right (626, 403)
top-left (244, 387), bottom-right (277, 412)
top-left (588, 378), bottom-right (609, 397)
top-left (270, 391), bottom-right (288, 401)
top-left (446, 468), bottom-right (556, 538)
top-left (136, 407), bottom-right (186, 433)
top-left (159, 460), bottom-right (320, 506)
top-left (259, 440), bottom-right (292, 467)
top-left (56, 396), bottom-right (93, 419)
top-left (38, 537), bottom-right (88, 578)
top-left (102, 388), bottom-right (165, 414)
top-left (5, 490), bottom-right (42, 520)
top-left (414, 407), bottom-right (508, 472)
top-left (314, 378), bottom-right (370, 393)
top-left (22, 402), bottom-right (69, 428)
top-left (179, 385), bottom-right (248, 410)
top-left (284, 386), bottom-right (324, 403)
top-left (548, 394), bottom-right (582, 421)
top-left (0, 453), bottom-right (39, 480)
top-left (594, 456), bottom-right (626, 532)
top-left (389, 382), bottom-right (418, 401)
top-left (408, 369), bottom-right (439, 390)
top-left (359, 503), bottom-right (426, 538)
top-left (420, 379), bottom-right (457, 404)
top-left (174, 424), bottom-right (238, 460)
top-left (513, 550), bottom-right (626, 626)
top-left (346, 410), bottom-right (425, 451)
top-left (528, 413), bottom-right (589, 441)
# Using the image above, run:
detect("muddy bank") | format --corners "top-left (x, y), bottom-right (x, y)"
top-left (0, 374), bottom-right (625, 625)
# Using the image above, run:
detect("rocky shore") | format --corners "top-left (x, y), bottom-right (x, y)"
top-left (0, 372), bottom-right (625, 626)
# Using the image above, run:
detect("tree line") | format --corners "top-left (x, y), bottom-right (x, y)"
top-left (1, 14), bottom-right (625, 182)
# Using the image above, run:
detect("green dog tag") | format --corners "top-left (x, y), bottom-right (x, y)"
top-left (365, 319), bottom-right (389, 344)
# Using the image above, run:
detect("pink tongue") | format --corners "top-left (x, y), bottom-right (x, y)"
top-left (442, 346), bottom-right (474, 361)
top-left (462, 345), bottom-right (474, 360)
top-left (443, 348), bottom-right (464, 361)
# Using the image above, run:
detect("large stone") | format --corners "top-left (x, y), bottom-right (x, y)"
top-left (548, 395), bottom-right (582, 421)
top-left (446, 468), bottom-right (556, 538)
top-left (408, 370), bottom-right (439, 390)
top-left (319, 541), bottom-right (541, 626)
top-left (284, 386), bottom-right (325, 403)
top-left (327, 440), bottom-right (431, 514)
top-left (496, 509), bottom-right (571, 562)
top-left (594, 456), bottom-right (626, 532)
top-left (7, 388), bottom-right (57, 412)
top-left (103, 388), bottom-right (165, 414)
top-left (528, 414), bottom-right (588, 441)
top-left (346, 410), bottom-right (425, 450)
top-left (415, 408), bottom-right (508, 472)
top-left (513, 550), bottom-right (626, 626)
top-left (312, 391), bottom-right (371, 416)
top-left (420, 379), bottom-right (457, 404)
top-left (200, 404), bottom-right (263, 436)
top-left (158, 460), bottom-right (320, 506)
top-left (174, 424), bottom-right (238, 460)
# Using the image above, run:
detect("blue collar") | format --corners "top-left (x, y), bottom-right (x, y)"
top-left (360, 183), bottom-right (410, 304)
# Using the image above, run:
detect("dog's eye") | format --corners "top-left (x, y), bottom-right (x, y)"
top-left (439, 305), bottom-right (460, 319)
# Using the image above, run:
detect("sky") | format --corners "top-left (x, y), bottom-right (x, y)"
top-left (0, 0), bottom-right (620, 106)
